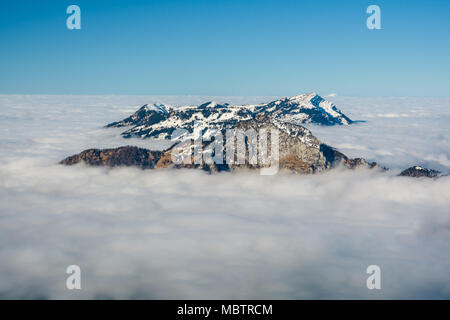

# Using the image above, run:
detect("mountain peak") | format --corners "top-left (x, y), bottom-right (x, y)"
top-left (259, 92), bottom-right (352, 125)
top-left (287, 92), bottom-right (318, 100)
top-left (289, 92), bottom-right (324, 101)
top-left (142, 103), bottom-right (169, 114)
top-left (198, 101), bottom-right (218, 108)
top-left (198, 101), bottom-right (230, 109)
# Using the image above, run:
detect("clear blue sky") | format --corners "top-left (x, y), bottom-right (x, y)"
top-left (0, 0), bottom-right (449, 96)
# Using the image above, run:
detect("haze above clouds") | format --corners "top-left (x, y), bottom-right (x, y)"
top-left (0, 95), bottom-right (449, 299)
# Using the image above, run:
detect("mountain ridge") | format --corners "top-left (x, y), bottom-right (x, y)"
top-left (106, 93), bottom-right (353, 140)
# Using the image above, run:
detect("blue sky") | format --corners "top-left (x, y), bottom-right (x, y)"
top-left (0, 0), bottom-right (449, 96)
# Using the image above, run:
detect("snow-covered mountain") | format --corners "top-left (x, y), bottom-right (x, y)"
top-left (106, 93), bottom-right (353, 139)
top-left (62, 94), bottom-right (441, 176)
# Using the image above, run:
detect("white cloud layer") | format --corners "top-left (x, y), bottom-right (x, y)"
top-left (0, 95), bottom-right (449, 299)
top-left (307, 96), bottom-right (450, 173)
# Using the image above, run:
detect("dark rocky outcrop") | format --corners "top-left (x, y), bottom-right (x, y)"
top-left (399, 166), bottom-right (441, 178)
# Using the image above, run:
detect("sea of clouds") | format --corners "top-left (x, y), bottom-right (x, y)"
top-left (0, 94), bottom-right (449, 299)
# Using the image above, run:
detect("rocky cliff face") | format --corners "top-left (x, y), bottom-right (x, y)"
top-left (221, 114), bottom-right (348, 173)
